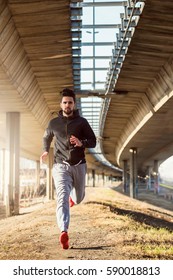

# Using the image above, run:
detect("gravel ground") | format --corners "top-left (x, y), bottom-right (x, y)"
top-left (0, 186), bottom-right (173, 260)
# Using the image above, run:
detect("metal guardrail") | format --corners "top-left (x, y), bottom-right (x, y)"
top-left (160, 183), bottom-right (173, 191)
top-left (105, 0), bottom-right (145, 93)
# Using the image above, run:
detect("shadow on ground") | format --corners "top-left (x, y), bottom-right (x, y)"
top-left (86, 201), bottom-right (173, 232)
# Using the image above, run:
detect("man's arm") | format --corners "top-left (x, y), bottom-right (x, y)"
top-left (81, 119), bottom-right (97, 148)
top-left (40, 151), bottom-right (49, 164)
top-left (40, 126), bottom-right (54, 163)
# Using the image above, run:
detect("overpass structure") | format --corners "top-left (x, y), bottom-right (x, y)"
top-left (0, 0), bottom-right (173, 215)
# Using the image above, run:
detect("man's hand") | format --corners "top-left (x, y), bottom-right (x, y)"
top-left (40, 151), bottom-right (49, 164)
top-left (70, 135), bottom-right (82, 147)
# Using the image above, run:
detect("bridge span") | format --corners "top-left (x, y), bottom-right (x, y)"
top-left (0, 0), bottom-right (173, 215)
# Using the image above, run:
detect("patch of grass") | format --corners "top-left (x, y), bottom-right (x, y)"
top-left (119, 218), bottom-right (173, 259)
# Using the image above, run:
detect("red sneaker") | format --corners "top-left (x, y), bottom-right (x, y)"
top-left (69, 196), bottom-right (75, 207)
top-left (59, 231), bottom-right (69, 250)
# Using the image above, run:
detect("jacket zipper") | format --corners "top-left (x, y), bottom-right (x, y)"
top-left (66, 118), bottom-right (71, 161)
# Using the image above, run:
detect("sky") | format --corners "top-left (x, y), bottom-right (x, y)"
top-left (81, 1), bottom-right (124, 90)
top-left (159, 156), bottom-right (173, 181)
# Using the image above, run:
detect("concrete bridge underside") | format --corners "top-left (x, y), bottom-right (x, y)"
top-left (0, 0), bottom-right (173, 213)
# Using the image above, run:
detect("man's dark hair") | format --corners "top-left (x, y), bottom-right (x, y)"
top-left (60, 88), bottom-right (76, 103)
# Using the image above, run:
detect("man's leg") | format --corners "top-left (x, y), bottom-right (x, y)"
top-left (52, 163), bottom-right (72, 232)
top-left (70, 163), bottom-right (87, 204)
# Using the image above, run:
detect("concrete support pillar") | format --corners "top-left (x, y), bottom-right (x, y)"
top-left (109, 174), bottom-right (112, 186)
top-left (89, 173), bottom-right (91, 187)
top-left (92, 169), bottom-right (95, 187)
top-left (122, 160), bottom-right (128, 193)
top-left (0, 149), bottom-right (5, 201)
top-left (146, 166), bottom-right (152, 190)
top-left (102, 172), bottom-right (105, 187)
top-left (87, 170), bottom-right (92, 187)
top-left (106, 175), bottom-right (109, 186)
top-left (36, 160), bottom-right (40, 193)
top-left (95, 173), bottom-right (98, 187)
top-left (129, 147), bottom-right (137, 198)
top-left (153, 160), bottom-right (159, 194)
top-left (46, 147), bottom-right (54, 200)
top-left (106, 175), bottom-right (109, 187)
top-left (6, 112), bottom-right (20, 216)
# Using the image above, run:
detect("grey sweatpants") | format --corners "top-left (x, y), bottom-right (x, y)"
top-left (52, 163), bottom-right (87, 232)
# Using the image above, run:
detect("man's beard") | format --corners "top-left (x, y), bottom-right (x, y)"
top-left (63, 108), bottom-right (73, 115)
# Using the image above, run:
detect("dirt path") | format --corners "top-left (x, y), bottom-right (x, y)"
top-left (0, 187), bottom-right (173, 260)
